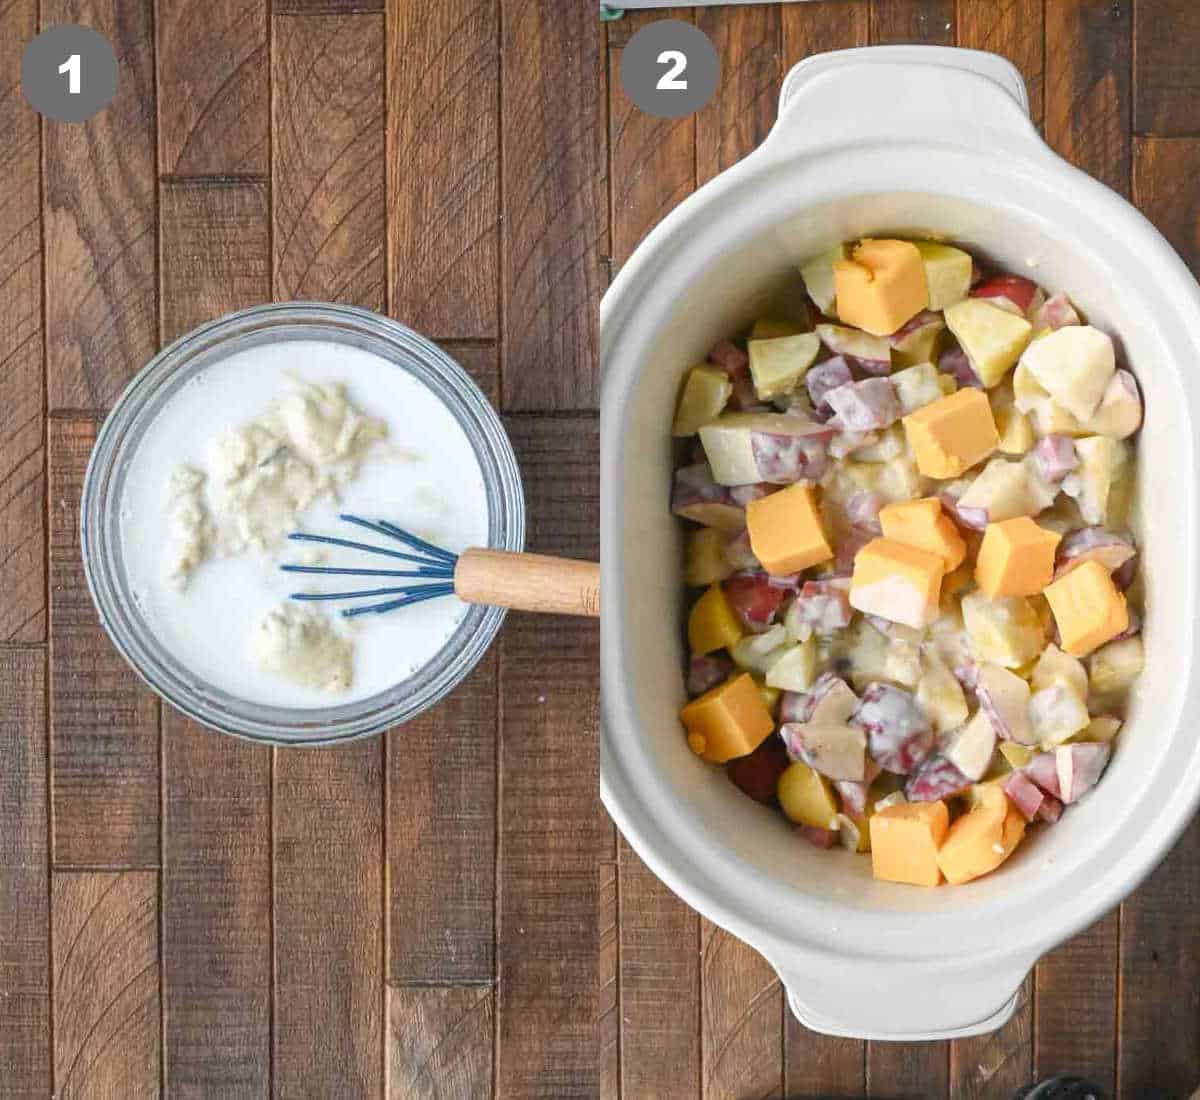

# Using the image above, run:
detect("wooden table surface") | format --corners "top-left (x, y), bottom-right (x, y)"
top-left (601, 3), bottom-right (1200, 1099)
top-left (0, 1), bottom-right (602, 1097)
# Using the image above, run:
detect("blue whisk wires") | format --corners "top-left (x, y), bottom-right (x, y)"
top-left (282, 514), bottom-right (459, 617)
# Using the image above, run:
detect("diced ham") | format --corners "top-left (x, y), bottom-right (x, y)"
top-left (1003, 770), bottom-right (1048, 822)
top-left (824, 378), bottom-right (901, 432)
top-left (1022, 752), bottom-right (1063, 799)
top-left (687, 654), bottom-right (734, 697)
top-left (1032, 292), bottom-right (1081, 332)
top-left (905, 755), bottom-right (973, 802)
top-left (971, 274), bottom-right (1039, 312)
top-left (792, 578), bottom-right (854, 634)
top-left (751, 431), bottom-right (829, 484)
top-left (727, 736), bottom-right (790, 804)
top-left (853, 682), bottom-right (935, 775)
top-left (1033, 435), bottom-right (1078, 483)
top-left (725, 571), bottom-right (787, 631)
top-left (939, 345), bottom-right (983, 389)
top-left (798, 825), bottom-right (836, 849)
top-left (806, 357), bottom-right (854, 416)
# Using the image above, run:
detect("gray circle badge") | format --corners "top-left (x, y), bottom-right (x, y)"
top-left (620, 20), bottom-right (719, 119)
top-left (21, 25), bottom-right (118, 122)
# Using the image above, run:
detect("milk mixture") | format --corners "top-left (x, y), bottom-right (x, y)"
top-left (120, 340), bottom-right (490, 707)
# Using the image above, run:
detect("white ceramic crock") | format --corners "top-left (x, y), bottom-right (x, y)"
top-left (600, 46), bottom-right (1200, 1040)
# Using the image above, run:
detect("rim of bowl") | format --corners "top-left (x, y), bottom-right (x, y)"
top-left (82, 302), bottom-right (525, 746)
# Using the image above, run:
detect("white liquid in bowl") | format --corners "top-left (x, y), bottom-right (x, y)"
top-left (118, 339), bottom-right (490, 707)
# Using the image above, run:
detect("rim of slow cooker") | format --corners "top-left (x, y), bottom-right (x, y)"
top-left (600, 135), bottom-right (1200, 968)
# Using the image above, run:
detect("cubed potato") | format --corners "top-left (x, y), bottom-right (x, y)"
top-left (995, 406), bottom-right (1035, 455)
top-left (748, 333), bottom-right (821, 400)
top-left (687, 583), bottom-right (744, 656)
top-left (869, 800), bottom-right (950, 887)
top-left (961, 591), bottom-right (1045, 669)
top-left (673, 365), bottom-right (733, 436)
top-left (778, 761), bottom-right (839, 828)
top-left (914, 241), bottom-right (973, 311)
top-left (944, 299), bottom-right (1032, 387)
top-left (1088, 635), bottom-right (1144, 697)
top-left (680, 673), bottom-right (775, 763)
top-left (685, 528), bottom-right (734, 587)
top-left (800, 244), bottom-right (848, 316)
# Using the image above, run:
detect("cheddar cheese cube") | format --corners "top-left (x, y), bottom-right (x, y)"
top-left (936, 785), bottom-right (1026, 885)
top-left (680, 673), bottom-right (775, 764)
top-left (902, 389), bottom-right (999, 479)
top-left (1043, 560), bottom-right (1129, 658)
top-left (879, 497), bottom-right (966, 572)
top-left (869, 800), bottom-right (949, 887)
top-left (975, 517), bottom-right (1062, 599)
top-left (746, 483), bottom-right (832, 575)
top-left (687, 583), bottom-right (743, 656)
top-left (833, 239), bottom-right (930, 336)
top-left (849, 537), bottom-right (944, 630)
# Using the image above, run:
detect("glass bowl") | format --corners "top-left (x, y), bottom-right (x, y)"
top-left (82, 302), bottom-right (525, 746)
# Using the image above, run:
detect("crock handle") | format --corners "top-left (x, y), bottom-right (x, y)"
top-left (765, 46), bottom-right (1042, 158)
top-left (767, 951), bottom-right (1036, 1041)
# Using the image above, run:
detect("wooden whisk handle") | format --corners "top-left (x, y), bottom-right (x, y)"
top-left (454, 549), bottom-right (600, 617)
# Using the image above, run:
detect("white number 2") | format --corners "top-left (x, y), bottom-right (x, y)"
top-left (58, 53), bottom-right (81, 95)
top-left (656, 49), bottom-right (688, 91)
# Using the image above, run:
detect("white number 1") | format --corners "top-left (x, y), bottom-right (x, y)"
top-left (58, 53), bottom-right (81, 95)
top-left (656, 50), bottom-right (688, 91)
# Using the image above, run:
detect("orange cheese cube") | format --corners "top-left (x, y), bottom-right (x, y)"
top-left (746, 483), bottom-right (832, 575)
top-left (879, 497), bottom-right (967, 572)
top-left (687, 583), bottom-right (744, 656)
top-left (869, 800), bottom-right (949, 887)
top-left (833, 239), bottom-right (930, 336)
top-left (849, 537), bottom-right (944, 629)
top-left (680, 673), bottom-right (775, 763)
top-left (975, 517), bottom-right (1062, 599)
top-left (902, 389), bottom-right (999, 479)
top-left (1043, 560), bottom-right (1129, 658)
top-left (936, 786), bottom-right (1026, 885)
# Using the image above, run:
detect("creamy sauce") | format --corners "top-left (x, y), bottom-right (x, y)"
top-left (120, 340), bottom-right (490, 708)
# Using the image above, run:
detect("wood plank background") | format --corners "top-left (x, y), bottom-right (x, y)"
top-left (602, 2), bottom-right (1200, 1098)
top-left (0, 1), bottom-right (600, 1097)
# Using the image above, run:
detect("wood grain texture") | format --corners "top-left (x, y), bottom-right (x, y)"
top-left (949, 976), bottom-right (1033, 1100)
top-left (156, 0), bottom-right (268, 176)
top-left (496, 416), bottom-right (600, 1098)
top-left (957, 0), bottom-right (1045, 127)
top-left (0, 0), bottom-right (45, 643)
top-left (695, 4), bottom-right (780, 186)
top-left (1118, 817), bottom-right (1200, 1097)
top-left (0, 650), bottom-right (49, 1098)
top-left (44, 0), bottom-right (157, 411)
top-left (275, 0), bottom-right (381, 14)
top-left (868, 1038), bottom-right (948, 1099)
top-left (599, 861), bottom-right (618, 1100)
top-left (162, 715), bottom-right (271, 1098)
top-left (274, 12), bottom-right (386, 310)
top-left (388, 985), bottom-right (493, 1099)
top-left (701, 922), bottom-right (782, 1100)
top-left (388, 653), bottom-right (496, 984)
top-left (1044, 0), bottom-right (1132, 197)
top-left (441, 341), bottom-right (500, 406)
top-left (1133, 137), bottom-right (1200, 273)
top-left (275, 740), bottom-right (384, 1099)
top-left (609, 9), bottom-right (696, 269)
top-left (160, 181), bottom-right (271, 340)
top-left (500, 1), bottom-right (604, 410)
top-left (1133, 0), bottom-right (1200, 137)
top-left (781, 0), bottom-right (869, 65)
top-left (1034, 912), bottom-right (1117, 1091)
top-left (869, 0), bottom-right (955, 44)
top-left (50, 417), bottom-right (160, 867)
top-left (53, 871), bottom-right (160, 1098)
top-left (619, 840), bottom-right (700, 1100)
top-left (387, 0), bottom-right (498, 339)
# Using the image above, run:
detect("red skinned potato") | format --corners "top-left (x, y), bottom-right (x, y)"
top-left (1022, 751), bottom-right (1063, 799)
top-left (752, 431), bottom-right (830, 484)
top-left (725, 571), bottom-right (788, 631)
top-left (687, 654), bottom-right (734, 697)
top-left (975, 664), bottom-right (1035, 745)
top-left (845, 490), bottom-right (884, 533)
top-left (790, 578), bottom-right (854, 635)
top-left (853, 682), bottom-right (935, 775)
top-left (943, 711), bottom-right (997, 781)
top-left (939, 344), bottom-right (984, 389)
top-left (672, 463), bottom-right (745, 531)
top-left (905, 754), bottom-right (973, 802)
top-left (798, 824), bottom-right (836, 849)
top-left (825, 378), bottom-right (901, 432)
top-left (1003, 770), bottom-right (1047, 822)
top-left (1033, 435), bottom-right (1078, 483)
top-left (1054, 527), bottom-right (1136, 580)
top-left (1056, 743), bottom-right (1111, 803)
top-left (806, 357), bottom-right (854, 416)
top-left (1031, 292), bottom-right (1081, 333)
top-left (834, 759), bottom-right (882, 818)
top-left (971, 274), bottom-right (1038, 313)
top-left (708, 338), bottom-right (748, 378)
top-left (781, 721), bottom-right (867, 781)
top-left (727, 736), bottom-right (791, 804)
top-left (815, 323), bottom-right (891, 375)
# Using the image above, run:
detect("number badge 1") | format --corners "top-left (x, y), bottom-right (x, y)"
top-left (21, 26), bottom-right (117, 122)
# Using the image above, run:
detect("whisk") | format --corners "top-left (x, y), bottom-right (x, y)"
top-left (281, 514), bottom-right (599, 618)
